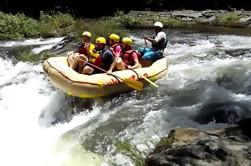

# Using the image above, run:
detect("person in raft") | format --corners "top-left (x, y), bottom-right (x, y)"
top-left (138, 21), bottom-right (167, 66)
top-left (81, 37), bottom-right (114, 74)
top-left (107, 37), bottom-right (141, 74)
top-left (108, 33), bottom-right (122, 57)
top-left (67, 31), bottom-right (95, 73)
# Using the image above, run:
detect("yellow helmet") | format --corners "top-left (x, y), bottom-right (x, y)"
top-left (122, 37), bottom-right (133, 46)
top-left (82, 31), bottom-right (91, 38)
top-left (109, 34), bottom-right (120, 43)
top-left (95, 37), bottom-right (106, 44)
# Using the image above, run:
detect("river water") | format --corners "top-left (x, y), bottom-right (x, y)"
top-left (1, 30), bottom-right (251, 166)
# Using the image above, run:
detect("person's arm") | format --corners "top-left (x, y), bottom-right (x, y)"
top-left (128, 52), bottom-right (141, 69)
top-left (107, 61), bottom-right (116, 74)
top-left (144, 36), bottom-right (157, 45)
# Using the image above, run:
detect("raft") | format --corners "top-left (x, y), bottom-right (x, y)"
top-left (43, 57), bottom-right (168, 98)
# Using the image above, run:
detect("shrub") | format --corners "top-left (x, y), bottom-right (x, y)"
top-left (39, 11), bottom-right (75, 38)
top-left (114, 11), bottom-right (142, 28)
top-left (72, 18), bottom-right (127, 42)
top-left (161, 18), bottom-right (184, 28)
top-left (0, 11), bottom-right (127, 40)
top-left (0, 12), bottom-right (23, 39)
top-left (215, 12), bottom-right (240, 27)
top-left (18, 14), bottom-right (40, 38)
top-left (0, 12), bottom-right (40, 40)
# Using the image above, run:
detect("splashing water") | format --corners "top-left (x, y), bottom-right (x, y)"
top-left (1, 31), bottom-right (251, 165)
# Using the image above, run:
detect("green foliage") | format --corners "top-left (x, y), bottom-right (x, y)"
top-left (161, 18), bottom-right (184, 28)
top-left (114, 11), bottom-right (142, 28)
top-left (0, 11), bottom-right (127, 40)
top-left (215, 12), bottom-right (240, 26)
top-left (72, 18), bottom-right (127, 42)
top-left (0, 11), bottom-right (75, 40)
top-left (39, 11), bottom-right (75, 37)
top-left (115, 140), bottom-right (145, 166)
top-left (18, 13), bottom-right (40, 38)
top-left (0, 12), bottom-right (39, 39)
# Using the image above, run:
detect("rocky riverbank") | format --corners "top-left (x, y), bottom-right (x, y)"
top-left (116, 10), bottom-right (251, 35)
top-left (145, 118), bottom-right (251, 166)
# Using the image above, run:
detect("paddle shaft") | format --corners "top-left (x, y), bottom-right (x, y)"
top-left (84, 61), bottom-right (143, 90)
top-left (123, 63), bottom-right (159, 88)
top-left (84, 61), bottom-right (107, 73)
top-left (83, 61), bottom-right (121, 79)
top-left (144, 39), bottom-right (148, 47)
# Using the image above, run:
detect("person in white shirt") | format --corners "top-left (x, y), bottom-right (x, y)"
top-left (138, 21), bottom-right (167, 63)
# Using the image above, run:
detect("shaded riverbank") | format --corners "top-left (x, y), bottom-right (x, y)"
top-left (2, 10), bottom-right (251, 41)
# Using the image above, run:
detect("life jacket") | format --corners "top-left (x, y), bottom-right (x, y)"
top-left (121, 50), bottom-right (140, 66)
top-left (91, 48), bottom-right (113, 71)
top-left (152, 37), bottom-right (168, 51)
top-left (92, 56), bottom-right (102, 68)
top-left (89, 49), bottom-right (101, 65)
top-left (77, 43), bottom-right (88, 55)
top-left (110, 43), bottom-right (121, 56)
top-left (78, 42), bottom-right (95, 56)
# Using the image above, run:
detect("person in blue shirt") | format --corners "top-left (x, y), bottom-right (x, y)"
top-left (138, 21), bottom-right (167, 65)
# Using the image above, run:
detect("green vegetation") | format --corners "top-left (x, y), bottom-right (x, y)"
top-left (0, 10), bottom-right (245, 41)
top-left (0, 11), bottom-right (127, 40)
top-left (215, 12), bottom-right (240, 27)
top-left (114, 11), bottom-right (142, 28)
top-left (0, 11), bottom-right (75, 40)
top-left (115, 140), bottom-right (145, 166)
top-left (39, 11), bottom-right (75, 38)
top-left (0, 12), bottom-right (39, 39)
top-left (72, 18), bottom-right (127, 41)
top-left (161, 18), bottom-right (184, 28)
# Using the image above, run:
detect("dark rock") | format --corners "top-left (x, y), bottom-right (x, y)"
top-left (195, 102), bottom-right (249, 124)
top-left (203, 141), bottom-right (228, 160)
top-left (146, 126), bottom-right (251, 166)
top-left (238, 118), bottom-right (251, 139)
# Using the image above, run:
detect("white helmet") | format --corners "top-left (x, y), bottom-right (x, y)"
top-left (154, 21), bottom-right (163, 28)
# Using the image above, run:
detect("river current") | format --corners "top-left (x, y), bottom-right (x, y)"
top-left (1, 30), bottom-right (251, 166)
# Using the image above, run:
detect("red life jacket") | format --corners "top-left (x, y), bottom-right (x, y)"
top-left (77, 43), bottom-right (89, 55)
top-left (122, 50), bottom-right (140, 66)
top-left (92, 56), bottom-right (102, 68)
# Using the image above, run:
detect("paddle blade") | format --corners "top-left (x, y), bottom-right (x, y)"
top-left (142, 75), bottom-right (159, 88)
top-left (124, 79), bottom-right (143, 91)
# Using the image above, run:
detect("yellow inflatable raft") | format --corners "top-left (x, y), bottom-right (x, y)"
top-left (43, 57), bottom-right (168, 98)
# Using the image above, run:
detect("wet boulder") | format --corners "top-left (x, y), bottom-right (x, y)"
top-left (238, 118), bottom-right (251, 139)
top-left (195, 102), bottom-right (250, 124)
top-left (145, 122), bottom-right (251, 166)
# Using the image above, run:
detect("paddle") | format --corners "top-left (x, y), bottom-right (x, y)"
top-left (144, 38), bottom-right (148, 47)
top-left (83, 61), bottom-right (143, 91)
top-left (125, 63), bottom-right (159, 88)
